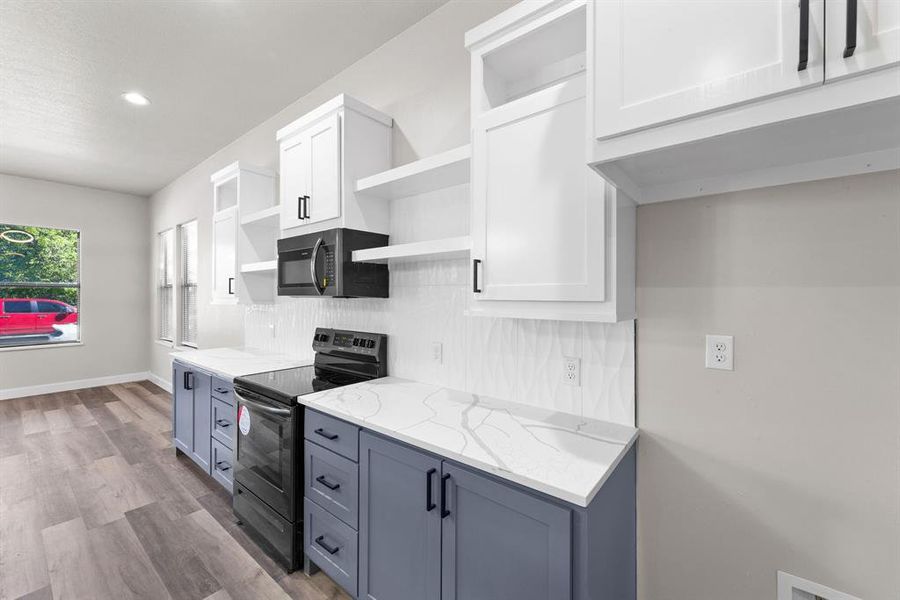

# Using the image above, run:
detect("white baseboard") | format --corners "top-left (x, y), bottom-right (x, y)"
top-left (147, 371), bottom-right (172, 394)
top-left (0, 371), bottom-right (155, 401)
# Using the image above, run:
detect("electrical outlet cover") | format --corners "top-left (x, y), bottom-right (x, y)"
top-left (705, 335), bottom-right (734, 370)
top-left (562, 357), bottom-right (581, 386)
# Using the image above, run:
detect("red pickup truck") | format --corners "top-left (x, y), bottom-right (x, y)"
top-left (0, 298), bottom-right (78, 336)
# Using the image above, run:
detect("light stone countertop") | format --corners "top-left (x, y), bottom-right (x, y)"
top-left (170, 347), bottom-right (312, 380)
top-left (299, 376), bottom-right (638, 507)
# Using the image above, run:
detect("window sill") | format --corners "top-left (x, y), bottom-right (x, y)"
top-left (156, 339), bottom-right (174, 348)
top-left (0, 341), bottom-right (83, 353)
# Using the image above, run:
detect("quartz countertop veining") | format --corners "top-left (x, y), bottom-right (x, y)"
top-left (170, 347), bottom-right (312, 380)
top-left (299, 376), bottom-right (638, 507)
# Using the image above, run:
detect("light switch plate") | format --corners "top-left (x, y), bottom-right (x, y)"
top-left (705, 335), bottom-right (734, 370)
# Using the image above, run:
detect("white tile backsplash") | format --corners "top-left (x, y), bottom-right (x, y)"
top-left (244, 185), bottom-right (635, 426)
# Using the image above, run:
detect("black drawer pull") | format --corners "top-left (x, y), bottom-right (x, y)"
top-left (315, 535), bottom-right (339, 555)
top-left (215, 419), bottom-right (231, 428)
top-left (314, 427), bottom-right (338, 441)
top-left (844, 0), bottom-right (858, 58)
top-left (440, 473), bottom-right (451, 518)
top-left (426, 468), bottom-right (436, 511)
top-left (215, 461), bottom-right (231, 472)
top-left (214, 387), bottom-right (230, 394)
top-left (315, 475), bottom-right (341, 491)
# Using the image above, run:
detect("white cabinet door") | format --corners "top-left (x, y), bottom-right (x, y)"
top-left (471, 78), bottom-right (605, 303)
top-left (305, 113), bottom-right (342, 226)
top-left (280, 135), bottom-right (308, 230)
top-left (825, 0), bottom-right (900, 81)
top-left (212, 207), bottom-right (237, 302)
top-left (592, 0), bottom-right (825, 139)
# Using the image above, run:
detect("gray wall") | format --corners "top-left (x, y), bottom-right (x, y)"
top-left (635, 169), bottom-right (900, 600)
top-left (0, 174), bottom-right (150, 392)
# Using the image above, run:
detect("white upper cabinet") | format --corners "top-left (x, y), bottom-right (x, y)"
top-left (467, 0), bottom-right (634, 323)
top-left (277, 95), bottom-right (392, 235)
top-left (588, 0), bottom-right (900, 205)
top-left (825, 0), bottom-right (900, 80)
top-left (593, 0), bottom-right (825, 139)
top-left (210, 162), bottom-right (276, 304)
top-left (472, 79), bottom-right (606, 303)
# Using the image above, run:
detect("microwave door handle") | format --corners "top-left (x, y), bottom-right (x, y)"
top-left (309, 237), bottom-right (325, 296)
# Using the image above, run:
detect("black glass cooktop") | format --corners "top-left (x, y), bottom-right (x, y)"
top-left (234, 366), bottom-right (317, 405)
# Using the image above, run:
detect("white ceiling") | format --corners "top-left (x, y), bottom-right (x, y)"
top-left (0, 0), bottom-right (447, 196)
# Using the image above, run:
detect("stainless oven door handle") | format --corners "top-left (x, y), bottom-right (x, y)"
top-left (235, 392), bottom-right (292, 417)
top-left (309, 237), bottom-right (325, 296)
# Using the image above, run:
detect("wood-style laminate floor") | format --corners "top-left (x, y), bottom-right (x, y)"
top-left (0, 382), bottom-right (352, 600)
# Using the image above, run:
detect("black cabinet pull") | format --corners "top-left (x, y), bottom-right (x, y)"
top-left (303, 195), bottom-right (310, 219)
top-left (215, 461), bottom-right (230, 472)
top-left (314, 427), bottom-right (338, 441)
top-left (472, 259), bottom-right (482, 293)
top-left (215, 419), bottom-right (230, 428)
top-left (315, 475), bottom-right (341, 491)
top-left (315, 535), bottom-right (339, 555)
top-left (798, 0), bottom-right (810, 70)
top-left (440, 473), bottom-right (451, 518)
top-left (184, 371), bottom-right (193, 391)
top-left (214, 387), bottom-right (229, 394)
top-left (297, 196), bottom-right (304, 220)
top-left (227, 277), bottom-right (234, 295)
top-left (426, 468), bottom-right (436, 511)
top-left (844, 0), bottom-right (858, 58)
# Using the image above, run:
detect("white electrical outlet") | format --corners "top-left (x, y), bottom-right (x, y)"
top-left (431, 342), bottom-right (443, 364)
top-left (562, 357), bottom-right (581, 386)
top-left (705, 335), bottom-right (734, 370)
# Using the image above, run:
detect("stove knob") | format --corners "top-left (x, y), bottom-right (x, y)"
top-left (366, 339), bottom-right (376, 349)
top-left (352, 338), bottom-right (360, 346)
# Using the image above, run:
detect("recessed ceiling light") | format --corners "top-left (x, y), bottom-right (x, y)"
top-left (122, 91), bottom-right (150, 106)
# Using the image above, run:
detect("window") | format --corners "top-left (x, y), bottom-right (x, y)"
top-left (158, 229), bottom-right (175, 342)
top-left (0, 224), bottom-right (81, 348)
top-left (179, 220), bottom-right (198, 347)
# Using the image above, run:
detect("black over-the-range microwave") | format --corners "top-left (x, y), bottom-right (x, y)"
top-left (277, 228), bottom-right (389, 298)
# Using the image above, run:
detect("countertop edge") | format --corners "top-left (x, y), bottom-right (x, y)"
top-left (169, 349), bottom-right (312, 380)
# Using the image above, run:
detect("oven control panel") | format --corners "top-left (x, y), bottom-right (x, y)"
top-left (312, 327), bottom-right (386, 358)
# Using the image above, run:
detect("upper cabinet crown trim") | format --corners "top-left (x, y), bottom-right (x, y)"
top-left (464, 0), bottom-right (577, 50)
top-left (276, 94), bottom-right (393, 142)
top-left (210, 161), bottom-right (275, 184)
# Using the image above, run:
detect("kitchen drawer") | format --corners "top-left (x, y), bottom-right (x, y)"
top-left (211, 397), bottom-right (235, 449)
top-left (305, 410), bottom-right (359, 462)
top-left (306, 442), bottom-right (359, 529)
top-left (211, 375), bottom-right (234, 405)
top-left (211, 438), bottom-right (233, 492)
top-left (305, 498), bottom-right (358, 597)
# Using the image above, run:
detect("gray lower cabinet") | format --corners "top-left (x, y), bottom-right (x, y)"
top-left (172, 360), bottom-right (233, 493)
top-left (359, 432), bottom-right (442, 600)
top-left (441, 463), bottom-right (572, 600)
top-left (359, 431), bottom-right (571, 600)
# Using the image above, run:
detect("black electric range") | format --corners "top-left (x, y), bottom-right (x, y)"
top-left (232, 327), bottom-right (386, 572)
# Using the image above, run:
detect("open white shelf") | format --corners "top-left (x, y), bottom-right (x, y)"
top-left (240, 260), bottom-right (277, 273)
top-left (241, 205), bottom-right (280, 226)
top-left (355, 145), bottom-right (471, 199)
top-left (352, 236), bottom-right (471, 264)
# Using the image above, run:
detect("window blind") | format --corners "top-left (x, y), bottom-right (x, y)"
top-left (158, 229), bottom-right (175, 341)
top-left (179, 220), bottom-right (198, 347)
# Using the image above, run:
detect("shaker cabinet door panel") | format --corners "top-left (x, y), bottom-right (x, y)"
top-left (441, 463), bottom-right (572, 600)
top-left (280, 135), bottom-right (309, 230)
top-left (592, 0), bottom-right (825, 139)
top-left (172, 363), bottom-right (193, 455)
top-left (306, 113), bottom-right (342, 225)
top-left (212, 208), bottom-right (237, 301)
top-left (190, 371), bottom-right (212, 472)
top-left (359, 432), bottom-right (442, 600)
top-left (825, 0), bottom-right (900, 80)
top-left (472, 79), bottom-right (606, 303)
